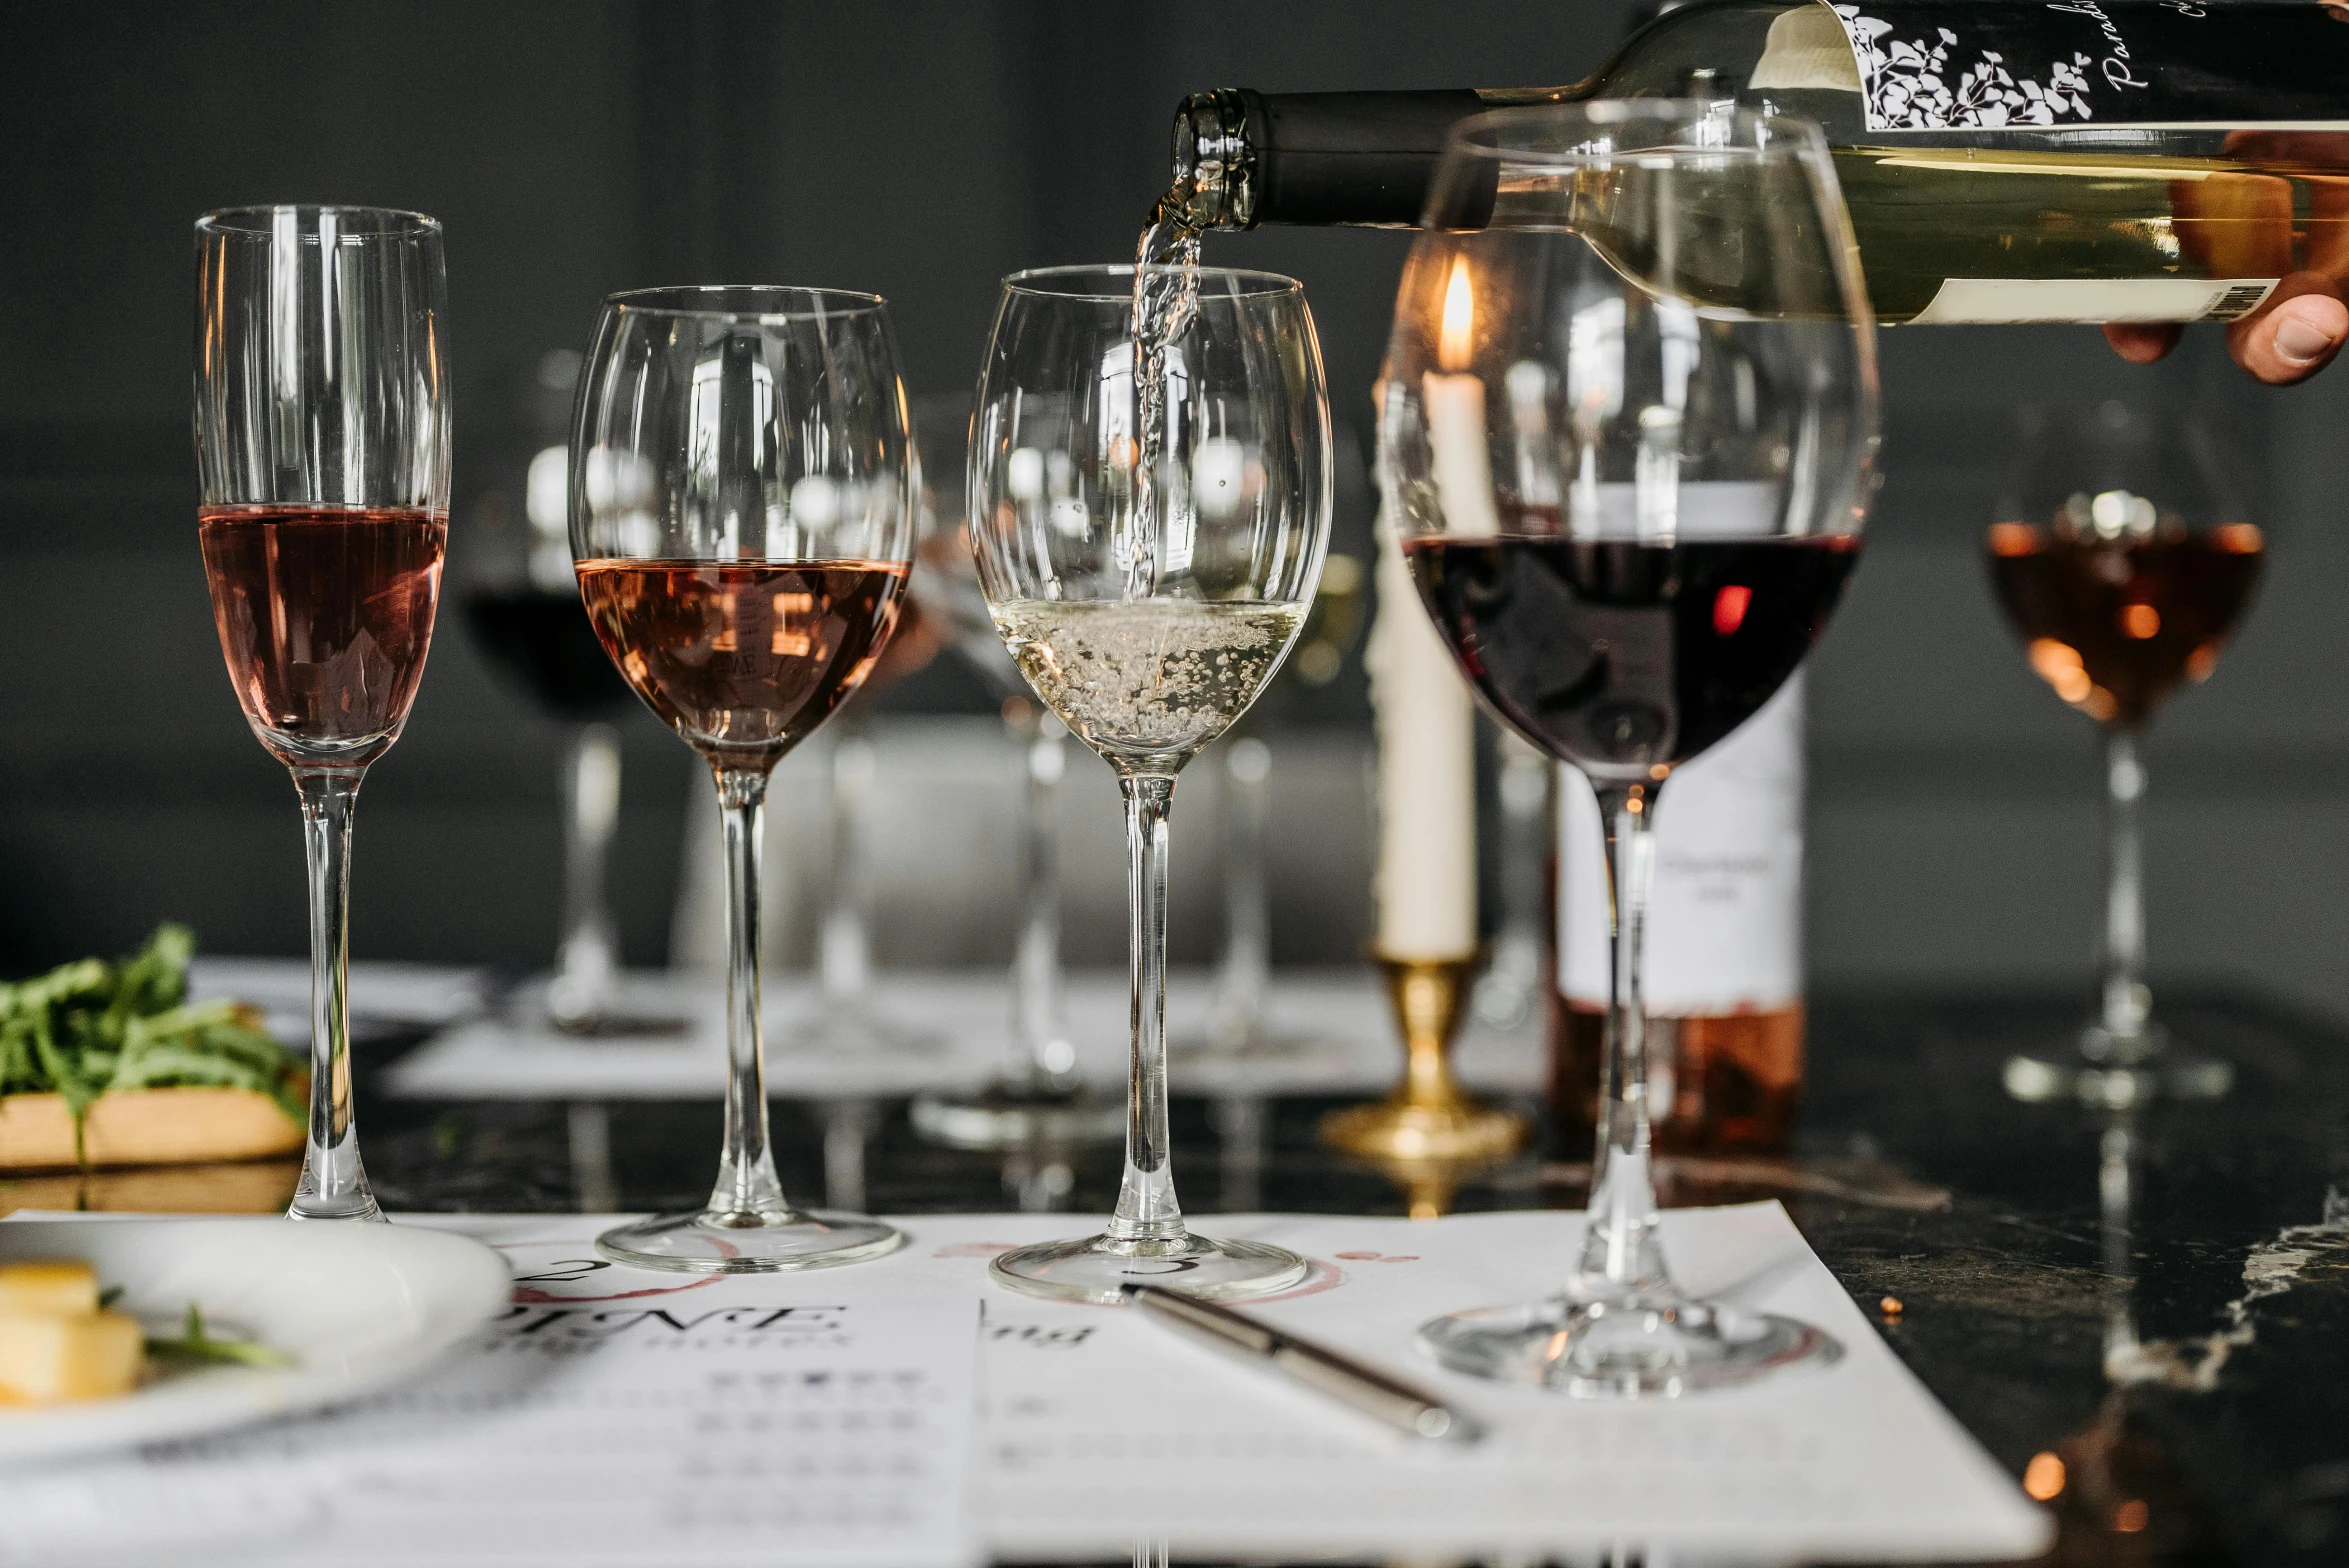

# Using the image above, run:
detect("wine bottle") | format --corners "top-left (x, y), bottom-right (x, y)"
top-left (1550, 675), bottom-right (1807, 1156)
top-left (1163, 0), bottom-right (2349, 324)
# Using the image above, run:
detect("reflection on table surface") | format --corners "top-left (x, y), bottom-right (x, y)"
top-left (5, 988), bottom-right (2343, 1567)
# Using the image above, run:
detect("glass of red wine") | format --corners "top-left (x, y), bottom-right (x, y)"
top-left (461, 349), bottom-right (681, 1036)
top-left (1387, 103), bottom-right (1878, 1392)
top-left (194, 205), bottom-right (451, 1222)
top-left (1989, 403), bottom-right (2263, 1106)
top-left (570, 286), bottom-right (913, 1272)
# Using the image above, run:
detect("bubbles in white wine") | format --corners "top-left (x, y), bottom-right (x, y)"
top-left (992, 597), bottom-right (1302, 772)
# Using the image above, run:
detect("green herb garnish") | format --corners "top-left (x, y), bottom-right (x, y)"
top-left (145, 1303), bottom-right (294, 1370)
top-left (0, 924), bottom-right (302, 1168)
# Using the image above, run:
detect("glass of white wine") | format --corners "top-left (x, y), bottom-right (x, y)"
top-left (970, 264), bottom-right (1332, 1302)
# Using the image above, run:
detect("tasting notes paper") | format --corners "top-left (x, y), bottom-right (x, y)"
top-left (0, 1241), bottom-right (981, 1568)
top-left (0, 1204), bottom-right (2051, 1565)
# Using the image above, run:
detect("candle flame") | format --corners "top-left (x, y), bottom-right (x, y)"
top-left (1437, 255), bottom-right (1475, 373)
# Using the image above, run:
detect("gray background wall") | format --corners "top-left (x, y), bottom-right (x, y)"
top-left (4, 2), bottom-right (2345, 1021)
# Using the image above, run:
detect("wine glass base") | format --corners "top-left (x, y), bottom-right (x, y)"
top-left (988, 1229), bottom-right (1309, 1305)
top-left (547, 1010), bottom-right (695, 1040)
top-left (774, 1009), bottom-right (942, 1057)
top-left (1419, 1291), bottom-right (1841, 1397)
top-left (909, 1086), bottom-right (1124, 1151)
top-left (596, 1208), bottom-right (904, 1274)
top-left (2003, 1051), bottom-right (2232, 1107)
top-left (1169, 1030), bottom-right (1331, 1064)
top-left (287, 1193), bottom-right (385, 1223)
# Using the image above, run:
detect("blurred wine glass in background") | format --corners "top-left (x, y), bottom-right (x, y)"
top-left (1989, 402), bottom-right (2265, 1107)
top-left (461, 350), bottom-right (684, 1036)
top-left (1191, 548), bottom-right (1366, 1060)
top-left (905, 394), bottom-right (1119, 1150)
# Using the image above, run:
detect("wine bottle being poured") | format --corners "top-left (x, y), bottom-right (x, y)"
top-left (1158, 0), bottom-right (2349, 325)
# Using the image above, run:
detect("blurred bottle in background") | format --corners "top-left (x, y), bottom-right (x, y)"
top-left (1549, 676), bottom-right (1807, 1155)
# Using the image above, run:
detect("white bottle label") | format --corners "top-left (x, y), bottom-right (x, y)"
top-left (1910, 276), bottom-right (2275, 325)
top-left (1559, 674), bottom-right (1804, 1013)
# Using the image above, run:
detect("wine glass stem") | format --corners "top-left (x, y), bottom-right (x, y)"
top-left (553, 721), bottom-right (621, 1015)
top-left (711, 767), bottom-right (789, 1220)
top-left (290, 770), bottom-right (378, 1221)
top-left (1011, 715), bottom-right (1072, 1089)
top-left (1575, 784), bottom-right (1668, 1293)
top-left (820, 729), bottom-right (875, 1005)
top-left (2099, 728), bottom-right (2152, 1058)
top-left (1110, 773), bottom-right (1184, 1243)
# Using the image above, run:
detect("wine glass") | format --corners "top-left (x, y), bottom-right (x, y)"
top-left (1387, 102), bottom-right (1878, 1391)
top-left (570, 286), bottom-right (912, 1272)
top-left (195, 206), bottom-right (448, 1222)
top-left (1988, 403), bottom-right (2263, 1106)
top-left (970, 264), bottom-right (1332, 1302)
top-left (461, 349), bottom-right (682, 1035)
top-left (904, 393), bottom-right (1121, 1151)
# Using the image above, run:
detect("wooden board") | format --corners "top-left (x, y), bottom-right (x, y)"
top-left (0, 1087), bottom-right (304, 1172)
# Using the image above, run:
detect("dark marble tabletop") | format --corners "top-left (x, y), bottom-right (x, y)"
top-left (7, 988), bottom-right (2343, 1567)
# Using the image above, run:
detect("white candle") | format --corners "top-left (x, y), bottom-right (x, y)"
top-left (1368, 474), bottom-right (1478, 960)
top-left (1421, 254), bottom-right (1505, 539)
top-left (1421, 371), bottom-right (1504, 538)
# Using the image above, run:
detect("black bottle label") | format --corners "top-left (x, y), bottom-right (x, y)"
top-left (1825, 1), bottom-right (2349, 131)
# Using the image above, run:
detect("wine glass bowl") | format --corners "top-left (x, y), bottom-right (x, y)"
top-left (969, 264), bottom-right (1331, 1302)
top-left (1382, 102), bottom-right (1876, 1392)
top-left (1987, 403), bottom-right (2262, 1104)
top-left (570, 285), bottom-right (913, 1272)
top-left (1988, 404), bottom-right (2263, 734)
top-left (193, 204), bottom-right (451, 1223)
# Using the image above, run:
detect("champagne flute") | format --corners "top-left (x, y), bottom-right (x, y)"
top-left (1988, 403), bottom-right (2263, 1106)
top-left (1389, 102), bottom-right (1878, 1391)
top-left (195, 205), bottom-right (450, 1222)
top-left (971, 265), bottom-right (1332, 1303)
top-left (571, 286), bottom-right (911, 1272)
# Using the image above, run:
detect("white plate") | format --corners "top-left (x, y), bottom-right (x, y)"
top-left (0, 1218), bottom-right (510, 1464)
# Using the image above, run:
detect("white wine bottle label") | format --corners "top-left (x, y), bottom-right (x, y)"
top-left (1911, 275), bottom-right (2276, 324)
top-left (1559, 675), bottom-right (1804, 1013)
top-left (1814, 2), bottom-right (2349, 133)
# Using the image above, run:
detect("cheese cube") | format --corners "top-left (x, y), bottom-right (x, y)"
top-left (0, 1260), bottom-right (100, 1317)
top-left (0, 1309), bottom-right (145, 1403)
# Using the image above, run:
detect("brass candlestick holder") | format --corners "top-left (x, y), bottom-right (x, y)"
top-left (1321, 952), bottom-right (1527, 1164)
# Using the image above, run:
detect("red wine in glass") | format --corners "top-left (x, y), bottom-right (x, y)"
top-left (1987, 522), bottom-right (2264, 730)
top-left (1403, 533), bottom-right (1861, 780)
top-left (574, 559), bottom-right (910, 770)
top-left (463, 587), bottom-right (637, 721)
top-left (199, 504), bottom-right (448, 769)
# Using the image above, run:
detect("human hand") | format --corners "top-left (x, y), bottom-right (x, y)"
top-left (2104, 132), bottom-right (2349, 385)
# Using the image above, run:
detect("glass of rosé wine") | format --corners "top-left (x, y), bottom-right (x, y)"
top-left (570, 286), bottom-right (913, 1273)
top-left (195, 205), bottom-right (451, 1222)
top-left (1988, 402), bottom-right (2263, 1108)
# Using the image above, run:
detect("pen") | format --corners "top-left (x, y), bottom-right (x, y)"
top-left (1119, 1281), bottom-right (1485, 1444)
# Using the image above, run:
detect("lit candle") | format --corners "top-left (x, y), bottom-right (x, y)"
top-left (1421, 255), bottom-right (1504, 538)
top-left (1368, 254), bottom-right (1486, 961)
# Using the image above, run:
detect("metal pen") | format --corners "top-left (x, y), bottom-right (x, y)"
top-left (1119, 1281), bottom-right (1485, 1443)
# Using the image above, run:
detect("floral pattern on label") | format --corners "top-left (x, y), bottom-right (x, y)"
top-left (1833, 5), bottom-right (2097, 129)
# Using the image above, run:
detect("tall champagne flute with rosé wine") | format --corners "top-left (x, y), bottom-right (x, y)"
top-left (195, 205), bottom-right (450, 1222)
